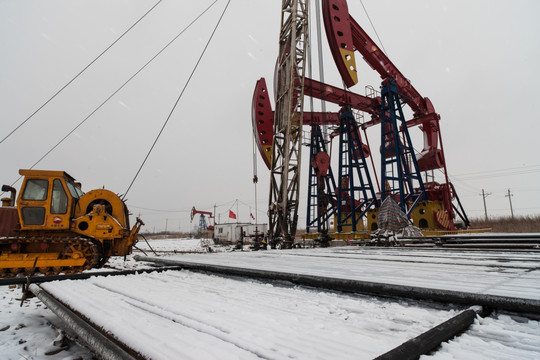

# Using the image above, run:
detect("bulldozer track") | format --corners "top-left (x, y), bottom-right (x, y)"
top-left (0, 236), bottom-right (101, 277)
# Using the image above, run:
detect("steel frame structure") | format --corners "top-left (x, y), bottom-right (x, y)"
top-left (254, 0), bottom-right (471, 241)
top-left (268, 0), bottom-right (309, 248)
top-left (190, 206), bottom-right (214, 232)
top-left (198, 215), bottom-right (208, 232)
top-left (379, 80), bottom-right (426, 215)
top-left (306, 125), bottom-right (337, 236)
top-left (336, 107), bottom-right (377, 231)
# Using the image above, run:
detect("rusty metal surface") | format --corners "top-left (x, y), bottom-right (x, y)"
top-left (0, 207), bottom-right (18, 237)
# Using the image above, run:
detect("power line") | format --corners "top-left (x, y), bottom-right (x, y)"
top-left (446, 164), bottom-right (540, 195)
top-left (2, 1), bottom-right (219, 193)
top-left (0, 0), bottom-right (163, 145)
top-left (358, 0), bottom-right (388, 55)
top-left (129, 198), bottom-right (236, 214)
top-left (467, 207), bottom-right (540, 213)
top-left (451, 164), bottom-right (540, 181)
top-left (456, 169), bottom-right (540, 181)
top-left (123, 0), bottom-right (231, 199)
top-left (452, 164), bottom-right (540, 177)
top-left (128, 205), bottom-right (191, 213)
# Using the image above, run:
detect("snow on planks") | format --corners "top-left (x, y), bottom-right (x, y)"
top-left (36, 246), bottom-right (540, 359)
top-left (41, 269), bottom-right (464, 359)
top-left (149, 247), bottom-right (540, 302)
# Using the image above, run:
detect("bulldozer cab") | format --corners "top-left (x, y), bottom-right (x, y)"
top-left (17, 169), bottom-right (83, 231)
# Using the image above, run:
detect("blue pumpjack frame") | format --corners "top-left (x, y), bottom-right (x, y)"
top-left (306, 125), bottom-right (338, 233)
top-left (336, 107), bottom-right (377, 232)
top-left (380, 80), bottom-right (426, 216)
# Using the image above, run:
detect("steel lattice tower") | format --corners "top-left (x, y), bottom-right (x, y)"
top-left (380, 79), bottom-right (426, 216)
top-left (268, 0), bottom-right (309, 248)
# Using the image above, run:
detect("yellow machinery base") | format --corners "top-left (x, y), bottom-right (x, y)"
top-left (0, 252), bottom-right (86, 269)
top-left (301, 228), bottom-right (492, 243)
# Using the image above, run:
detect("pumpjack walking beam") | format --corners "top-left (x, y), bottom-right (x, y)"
top-left (268, 0), bottom-right (309, 248)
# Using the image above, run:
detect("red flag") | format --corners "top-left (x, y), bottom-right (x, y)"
top-left (229, 210), bottom-right (236, 219)
top-left (250, 213), bottom-right (255, 220)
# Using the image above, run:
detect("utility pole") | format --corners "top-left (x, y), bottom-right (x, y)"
top-left (480, 189), bottom-right (491, 221)
top-left (165, 218), bottom-right (168, 232)
top-left (505, 189), bottom-right (514, 218)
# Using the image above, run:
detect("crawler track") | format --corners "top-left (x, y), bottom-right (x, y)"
top-left (0, 236), bottom-right (100, 277)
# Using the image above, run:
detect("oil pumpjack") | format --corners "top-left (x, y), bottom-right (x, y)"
top-left (253, 0), bottom-right (470, 247)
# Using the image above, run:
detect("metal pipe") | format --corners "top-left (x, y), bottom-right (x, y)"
top-left (135, 255), bottom-right (540, 314)
top-left (0, 266), bottom-right (185, 287)
top-left (375, 307), bottom-right (482, 360)
top-left (29, 284), bottom-right (136, 360)
top-left (1, 185), bottom-right (16, 206)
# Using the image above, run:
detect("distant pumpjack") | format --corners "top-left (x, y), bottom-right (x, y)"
top-left (190, 207), bottom-right (214, 235)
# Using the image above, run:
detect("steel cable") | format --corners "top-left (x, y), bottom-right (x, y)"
top-left (123, 0), bottom-right (231, 199)
top-left (358, 0), bottom-right (388, 56)
top-left (1, 2), bottom-right (219, 194)
top-left (0, 0), bottom-right (163, 145)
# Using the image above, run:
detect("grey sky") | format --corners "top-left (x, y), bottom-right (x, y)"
top-left (1, 0), bottom-right (539, 232)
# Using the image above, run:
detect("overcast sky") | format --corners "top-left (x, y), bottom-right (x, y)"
top-left (1, 0), bottom-right (539, 232)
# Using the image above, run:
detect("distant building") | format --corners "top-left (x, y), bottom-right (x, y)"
top-left (214, 223), bottom-right (267, 245)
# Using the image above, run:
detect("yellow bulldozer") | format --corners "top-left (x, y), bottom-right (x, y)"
top-left (0, 169), bottom-right (143, 277)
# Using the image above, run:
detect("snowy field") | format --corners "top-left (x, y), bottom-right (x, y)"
top-left (135, 237), bottom-right (214, 253)
top-left (40, 270), bottom-right (460, 359)
top-left (422, 313), bottom-right (540, 359)
top-left (153, 244), bottom-right (540, 301)
top-left (1, 238), bottom-right (540, 359)
top-left (0, 285), bottom-right (93, 359)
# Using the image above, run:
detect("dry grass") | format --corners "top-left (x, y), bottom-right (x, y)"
top-left (470, 215), bottom-right (540, 233)
top-left (140, 231), bottom-right (193, 239)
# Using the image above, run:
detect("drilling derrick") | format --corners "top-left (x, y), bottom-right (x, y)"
top-left (268, 0), bottom-right (309, 248)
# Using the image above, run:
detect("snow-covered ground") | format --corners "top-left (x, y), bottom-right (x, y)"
top-left (421, 312), bottom-right (540, 359)
top-left (41, 270), bottom-right (460, 359)
top-left (1, 238), bottom-right (540, 359)
top-left (0, 285), bottom-right (93, 360)
top-left (135, 237), bottom-right (215, 254)
top-left (153, 245), bottom-right (540, 300)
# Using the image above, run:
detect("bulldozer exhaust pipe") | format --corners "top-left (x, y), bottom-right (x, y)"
top-left (1, 185), bottom-right (16, 207)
